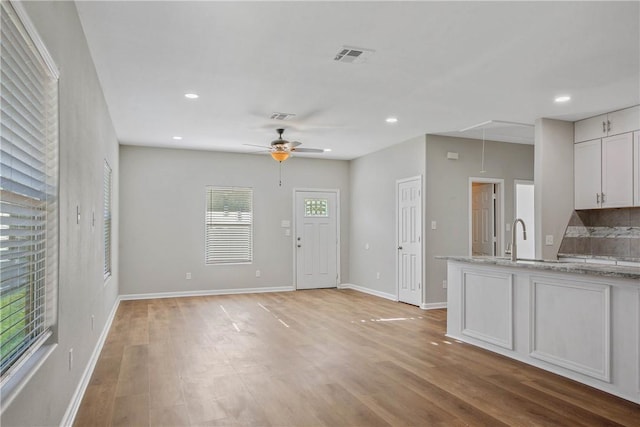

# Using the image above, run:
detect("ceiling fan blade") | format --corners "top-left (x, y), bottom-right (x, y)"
top-left (292, 147), bottom-right (324, 153)
top-left (243, 143), bottom-right (272, 149)
top-left (287, 141), bottom-right (302, 148)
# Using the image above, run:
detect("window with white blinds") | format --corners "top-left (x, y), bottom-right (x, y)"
top-left (103, 161), bottom-right (112, 279)
top-left (0, 1), bottom-right (59, 380)
top-left (205, 187), bottom-right (253, 264)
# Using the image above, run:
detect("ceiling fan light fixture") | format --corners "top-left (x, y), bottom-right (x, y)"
top-left (271, 151), bottom-right (290, 162)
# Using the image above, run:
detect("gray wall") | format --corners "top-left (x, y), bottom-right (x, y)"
top-left (534, 118), bottom-right (574, 260)
top-left (348, 136), bottom-right (426, 298)
top-left (119, 146), bottom-right (350, 295)
top-left (2, 2), bottom-right (119, 426)
top-left (425, 135), bottom-right (534, 304)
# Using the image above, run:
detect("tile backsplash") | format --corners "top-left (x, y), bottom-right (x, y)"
top-left (558, 207), bottom-right (640, 260)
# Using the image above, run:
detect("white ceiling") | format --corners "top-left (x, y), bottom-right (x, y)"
top-left (75, 1), bottom-right (640, 160)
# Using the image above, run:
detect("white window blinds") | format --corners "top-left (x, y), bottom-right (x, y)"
top-left (103, 161), bottom-right (112, 279)
top-left (0, 1), bottom-right (59, 380)
top-left (205, 187), bottom-right (253, 264)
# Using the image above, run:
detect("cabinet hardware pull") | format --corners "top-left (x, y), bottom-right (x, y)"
top-left (607, 120), bottom-right (611, 133)
top-left (596, 193), bottom-right (600, 204)
top-left (601, 192), bottom-right (605, 204)
top-left (602, 121), bottom-right (606, 133)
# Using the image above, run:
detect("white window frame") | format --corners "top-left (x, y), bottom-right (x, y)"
top-left (0, 0), bottom-right (59, 406)
top-left (103, 160), bottom-right (112, 280)
top-left (205, 186), bottom-right (253, 265)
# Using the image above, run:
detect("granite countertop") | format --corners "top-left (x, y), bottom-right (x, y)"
top-left (436, 256), bottom-right (640, 281)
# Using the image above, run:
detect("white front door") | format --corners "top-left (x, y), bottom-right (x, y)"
top-left (472, 183), bottom-right (495, 256)
top-left (397, 177), bottom-right (422, 307)
top-left (295, 190), bottom-right (338, 289)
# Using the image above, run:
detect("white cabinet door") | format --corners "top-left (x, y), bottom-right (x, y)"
top-left (574, 139), bottom-right (602, 209)
top-left (601, 133), bottom-right (633, 208)
top-left (634, 131), bottom-right (640, 206)
top-left (574, 106), bottom-right (640, 143)
top-left (608, 105), bottom-right (640, 136)
top-left (575, 114), bottom-right (607, 143)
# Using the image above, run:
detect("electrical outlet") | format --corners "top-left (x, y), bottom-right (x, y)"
top-left (431, 221), bottom-right (437, 230)
top-left (256, 270), bottom-right (261, 278)
top-left (545, 235), bottom-right (554, 246)
top-left (185, 272), bottom-right (191, 280)
top-left (442, 280), bottom-right (447, 289)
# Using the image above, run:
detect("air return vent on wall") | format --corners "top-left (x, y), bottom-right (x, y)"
top-left (334, 45), bottom-right (375, 63)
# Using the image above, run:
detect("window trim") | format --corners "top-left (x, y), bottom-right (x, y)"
top-left (0, 0), bottom-right (59, 404)
top-left (103, 160), bottom-right (112, 280)
top-left (204, 186), bottom-right (254, 265)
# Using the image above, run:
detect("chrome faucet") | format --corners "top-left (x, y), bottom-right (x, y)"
top-left (511, 218), bottom-right (527, 262)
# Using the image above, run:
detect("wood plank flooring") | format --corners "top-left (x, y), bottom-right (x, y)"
top-left (74, 289), bottom-right (640, 426)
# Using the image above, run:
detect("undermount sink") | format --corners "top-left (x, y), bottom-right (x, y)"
top-left (495, 257), bottom-right (562, 264)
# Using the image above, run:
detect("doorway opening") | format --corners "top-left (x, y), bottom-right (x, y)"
top-left (469, 178), bottom-right (504, 257)
top-left (514, 180), bottom-right (535, 259)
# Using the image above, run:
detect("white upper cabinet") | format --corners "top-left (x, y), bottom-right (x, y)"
top-left (608, 106), bottom-right (640, 136)
top-left (601, 133), bottom-right (634, 208)
top-left (574, 105), bottom-right (640, 143)
top-left (575, 134), bottom-right (634, 210)
top-left (634, 131), bottom-right (640, 206)
top-left (574, 114), bottom-right (607, 143)
top-left (574, 139), bottom-right (602, 210)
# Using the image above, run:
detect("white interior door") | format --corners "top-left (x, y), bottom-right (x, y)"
top-left (397, 177), bottom-right (422, 307)
top-left (472, 183), bottom-right (495, 256)
top-left (295, 191), bottom-right (338, 289)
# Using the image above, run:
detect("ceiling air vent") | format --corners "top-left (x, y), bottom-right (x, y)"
top-left (334, 45), bottom-right (375, 64)
top-left (270, 112), bottom-right (296, 121)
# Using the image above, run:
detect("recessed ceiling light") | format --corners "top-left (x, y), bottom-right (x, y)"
top-left (184, 93), bottom-right (199, 99)
top-left (386, 117), bottom-right (398, 123)
top-left (172, 136), bottom-right (183, 140)
top-left (324, 148), bottom-right (332, 152)
top-left (554, 95), bottom-right (571, 103)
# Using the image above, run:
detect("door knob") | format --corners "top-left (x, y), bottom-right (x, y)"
top-left (398, 246), bottom-right (403, 250)
top-left (297, 244), bottom-right (302, 248)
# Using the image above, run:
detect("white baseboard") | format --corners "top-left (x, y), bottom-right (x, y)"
top-left (421, 302), bottom-right (447, 310)
top-left (338, 283), bottom-right (397, 302)
top-left (119, 285), bottom-right (295, 301)
top-left (60, 297), bottom-right (121, 427)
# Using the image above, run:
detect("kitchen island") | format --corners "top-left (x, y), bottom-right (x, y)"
top-left (440, 256), bottom-right (640, 404)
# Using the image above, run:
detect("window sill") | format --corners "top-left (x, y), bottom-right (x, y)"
top-left (0, 336), bottom-right (57, 414)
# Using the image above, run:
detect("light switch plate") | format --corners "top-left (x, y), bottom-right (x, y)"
top-left (545, 235), bottom-right (554, 246)
top-left (431, 221), bottom-right (437, 230)
top-left (281, 220), bottom-right (290, 228)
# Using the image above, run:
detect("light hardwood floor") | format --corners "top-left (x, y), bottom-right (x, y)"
top-left (74, 289), bottom-right (640, 426)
